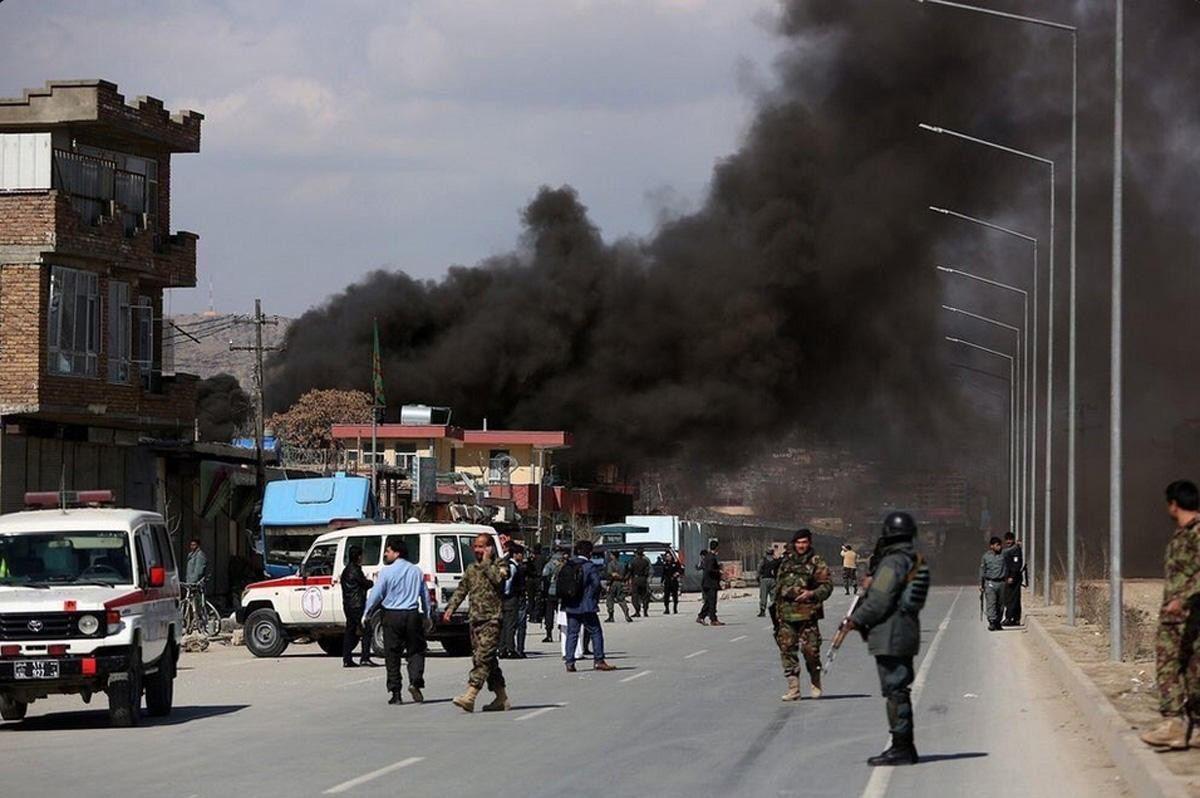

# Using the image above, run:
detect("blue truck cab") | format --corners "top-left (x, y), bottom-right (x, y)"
top-left (259, 474), bottom-right (378, 578)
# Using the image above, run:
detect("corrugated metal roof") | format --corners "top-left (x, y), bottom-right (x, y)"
top-left (261, 474), bottom-right (372, 527)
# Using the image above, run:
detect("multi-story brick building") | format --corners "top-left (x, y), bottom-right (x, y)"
top-left (0, 80), bottom-right (202, 511)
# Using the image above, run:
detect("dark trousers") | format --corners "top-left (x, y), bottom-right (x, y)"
top-left (565, 612), bottom-right (604, 664)
top-left (632, 579), bottom-right (651, 616)
top-left (500, 597), bottom-right (519, 654)
top-left (875, 655), bottom-right (915, 741)
top-left (544, 597), bottom-right (558, 638)
top-left (698, 585), bottom-right (719, 622)
top-left (663, 580), bottom-right (680, 613)
top-left (1002, 581), bottom-right (1022, 624)
top-left (515, 601), bottom-right (528, 655)
top-left (381, 609), bottom-right (426, 693)
top-left (342, 607), bottom-right (370, 663)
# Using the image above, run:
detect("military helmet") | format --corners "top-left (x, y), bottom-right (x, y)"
top-left (881, 511), bottom-right (918, 540)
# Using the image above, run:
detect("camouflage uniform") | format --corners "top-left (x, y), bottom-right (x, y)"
top-left (771, 550), bottom-right (833, 681)
top-left (1155, 517), bottom-right (1200, 718)
top-left (446, 557), bottom-right (511, 690)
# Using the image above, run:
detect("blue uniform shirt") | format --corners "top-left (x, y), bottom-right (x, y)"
top-left (362, 557), bottom-right (429, 620)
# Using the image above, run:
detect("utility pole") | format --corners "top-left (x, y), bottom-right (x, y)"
top-left (231, 299), bottom-right (282, 491)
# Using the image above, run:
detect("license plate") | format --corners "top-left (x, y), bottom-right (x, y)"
top-left (13, 660), bottom-right (59, 680)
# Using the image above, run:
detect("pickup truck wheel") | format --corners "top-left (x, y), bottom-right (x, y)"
top-left (245, 609), bottom-right (289, 658)
top-left (0, 695), bottom-right (27, 722)
top-left (107, 649), bottom-right (144, 728)
top-left (371, 622), bottom-right (385, 658)
top-left (316, 636), bottom-right (343, 657)
top-left (144, 643), bottom-right (176, 717)
top-left (441, 637), bottom-right (472, 657)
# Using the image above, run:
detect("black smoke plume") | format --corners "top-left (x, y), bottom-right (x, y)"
top-left (196, 373), bottom-right (252, 443)
top-left (268, 2), bottom-right (1200, 575)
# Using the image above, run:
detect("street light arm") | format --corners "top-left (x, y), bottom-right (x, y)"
top-left (941, 304), bottom-right (1020, 333)
top-left (915, 0), bottom-right (1076, 33)
top-left (918, 122), bottom-right (1053, 166)
top-left (928, 206), bottom-right (1037, 243)
top-left (945, 336), bottom-right (1014, 362)
top-left (936, 266), bottom-right (1028, 298)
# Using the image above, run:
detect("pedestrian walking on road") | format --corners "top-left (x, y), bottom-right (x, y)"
top-left (773, 530), bottom-right (832, 701)
top-left (696, 541), bottom-right (724, 626)
top-left (362, 539), bottom-right (428, 705)
top-left (758, 548), bottom-right (779, 617)
top-left (604, 550), bottom-right (632, 623)
top-left (840, 544), bottom-right (858, 596)
top-left (1000, 533), bottom-right (1024, 626)
top-left (842, 511), bottom-right (930, 767)
top-left (542, 550), bottom-right (564, 643)
top-left (629, 548), bottom-right (652, 618)
top-left (1141, 480), bottom-right (1200, 751)
top-left (661, 550), bottom-right (683, 614)
top-left (560, 539), bottom-right (617, 673)
top-left (979, 537), bottom-right (1005, 632)
top-left (444, 534), bottom-right (512, 713)
top-left (339, 545), bottom-right (375, 668)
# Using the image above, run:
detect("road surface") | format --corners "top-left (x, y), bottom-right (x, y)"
top-left (0, 589), bottom-right (1128, 797)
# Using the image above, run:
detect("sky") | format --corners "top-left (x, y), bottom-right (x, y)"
top-left (0, 0), bottom-right (783, 316)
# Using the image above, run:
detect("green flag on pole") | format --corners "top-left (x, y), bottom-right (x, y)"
top-left (372, 320), bottom-right (385, 408)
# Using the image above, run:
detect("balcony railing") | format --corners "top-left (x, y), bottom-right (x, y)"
top-left (53, 149), bottom-right (149, 235)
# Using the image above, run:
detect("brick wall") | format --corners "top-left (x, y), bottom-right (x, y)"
top-left (0, 191), bottom-right (196, 288)
top-left (0, 264), bottom-right (44, 410)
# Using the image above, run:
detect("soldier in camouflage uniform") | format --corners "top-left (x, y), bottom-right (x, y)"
top-left (1141, 480), bottom-right (1200, 750)
top-left (443, 534), bottom-right (512, 713)
top-left (771, 528), bottom-right (833, 701)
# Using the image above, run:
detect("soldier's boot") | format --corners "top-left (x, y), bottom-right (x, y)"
top-left (408, 686), bottom-right (424, 703)
top-left (481, 687), bottom-right (511, 712)
top-left (606, 614), bottom-right (614, 623)
top-left (780, 675), bottom-right (802, 702)
top-left (809, 673), bottom-right (823, 699)
top-left (1140, 717), bottom-right (1188, 749)
top-left (452, 685), bottom-right (480, 713)
top-left (868, 736), bottom-right (919, 766)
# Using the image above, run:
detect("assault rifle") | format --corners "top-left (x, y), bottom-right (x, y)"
top-left (824, 594), bottom-right (862, 676)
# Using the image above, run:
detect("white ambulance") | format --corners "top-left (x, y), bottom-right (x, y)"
top-left (0, 492), bottom-right (181, 727)
top-left (237, 522), bottom-right (504, 658)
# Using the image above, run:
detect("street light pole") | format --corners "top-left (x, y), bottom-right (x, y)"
top-left (930, 206), bottom-right (1047, 601)
top-left (946, 336), bottom-right (1017, 529)
top-left (936, 266), bottom-right (1032, 591)
top-left (1109, 0), bottom-right (1124, 662)
top-left (942, 306), bottom-right (1024, 540)
top-left (916, 0), bottom-right (1080, 619)
top-left (918, 124), bottom-right (1051, 585)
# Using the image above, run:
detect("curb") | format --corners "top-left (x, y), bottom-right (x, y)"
top-left (1027, 616), bottom-right (1192, 798)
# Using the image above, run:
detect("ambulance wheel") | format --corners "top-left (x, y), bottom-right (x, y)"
top-left (245, 609), bottom-right (289, 658)
top-left (108, 648), bottom-right (144, 728)
top-left (371, 622), bottom-right (385, 658)
top-left (145, 642), bottom-right (176, 717)
top-left (0, 694), bottom-right (27, 722)
top-left (442, 637), bottom-right (472, 657)
top-left (316, 636), bottom-right (342, 657)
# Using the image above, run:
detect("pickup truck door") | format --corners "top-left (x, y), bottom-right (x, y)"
top-left (290, 542), bottom-right (338, 625)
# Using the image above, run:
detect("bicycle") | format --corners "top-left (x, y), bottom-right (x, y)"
top-left (180, 581), bottom-right (221, 637)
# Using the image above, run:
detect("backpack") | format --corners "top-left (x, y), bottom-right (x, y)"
top-left (556, 559), bottom-right (585, 606)
top-left (899, 553), bottom-right (931, 614)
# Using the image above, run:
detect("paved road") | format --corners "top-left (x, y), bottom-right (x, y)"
top-left (0, 589), bottom-right (1128, 798)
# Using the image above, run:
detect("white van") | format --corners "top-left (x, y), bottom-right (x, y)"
top-left (0, 498), bottom-right (181, 727)
top-left (237, 522), bottom-right (503, 658)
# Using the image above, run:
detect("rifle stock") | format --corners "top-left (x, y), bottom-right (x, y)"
top-left (824, 594), bottom-right (862, 675)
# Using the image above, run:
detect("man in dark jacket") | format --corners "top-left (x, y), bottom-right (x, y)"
top-left (340, 545), bottom-right (375, 668)
top-left (758, 549), bottom-right (779, 617)
top-left (845, 512), bottom-right (925, 766)
top-left (562, 539), bottom-right (617, 673)
top-left (500, 545), bottom-right (528, 658)
top-left (696, 541), bottom-right (724, 626)
top-left (1001, 532), bottom-right (1024, 626)
top-left (661, 551), bottom-right (684, 614)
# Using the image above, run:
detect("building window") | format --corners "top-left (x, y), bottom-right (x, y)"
top-left (134, 295), bottom-right (155, 390)
top-left (46, 266), bottom-right (100, 377)
top-left (108, 280), bottom-right (131, 383)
